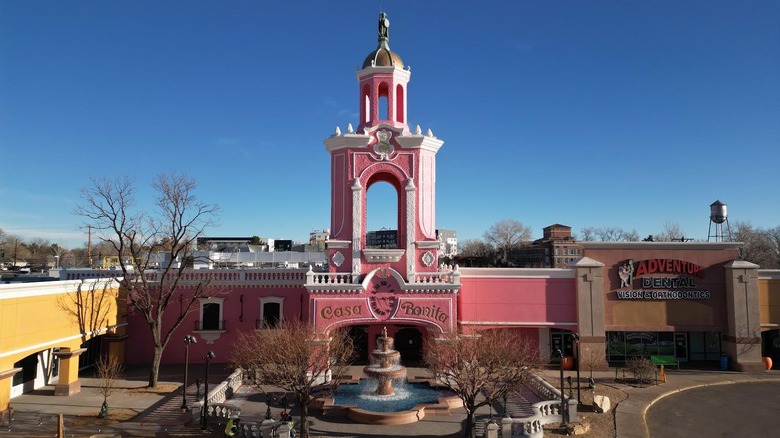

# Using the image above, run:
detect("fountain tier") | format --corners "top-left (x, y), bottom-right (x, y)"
top-left (363, 327), bottom-right (407, 395)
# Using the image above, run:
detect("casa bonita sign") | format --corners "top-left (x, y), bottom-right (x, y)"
top-left (615, 258), bottom-right (711, 300)
top-left (319, 301), bottom-right (449, 324)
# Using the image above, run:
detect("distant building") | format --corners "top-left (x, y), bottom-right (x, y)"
top-left (366, 229), bottom-right (398, 249)
top-left (273, 240), bottom-right (293, 252)
top-left (436, 229), bottom-right (458, 259)
top-left (514, 224), bottom-right (582, 268)
top-left (306, 229), bottom-right (330, 252)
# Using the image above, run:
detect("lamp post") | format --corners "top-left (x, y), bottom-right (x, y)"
top-left (181, 335), bottom-right (197, 410)
top-left (556, 348), bottom-right (567, 426)
top-left (201, 350), bottom-right (215, 430)
top-left (572, 332), bottom-right (581, 405)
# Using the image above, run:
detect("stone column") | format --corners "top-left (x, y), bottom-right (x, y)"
top-left (0, 368), bottom-right (21, 414)
top-left (53, 348), bottom-right (87, 396)
top-left (723, 260), bottom-right (763, 371)
top-left (574, 257), bottom-right (609, 371)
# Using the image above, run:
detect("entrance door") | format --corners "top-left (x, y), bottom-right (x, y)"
top-left (394, 327), bottom-right (423, 366)
top-left (674, 333), bottom-right (688, 362)
top-left (348, 326), bottom-right (369, 364)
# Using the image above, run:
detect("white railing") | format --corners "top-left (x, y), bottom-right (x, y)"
top-left (63, 268), bottom-right (308, 286)
top-left (411, 270), bottom-right (460, 285)
top-left (306, 271), bottom-right (356, 285)
top-left (501, 375), bottom-right (577, 438)
top-left (207, 369), bottom-right (243, 405)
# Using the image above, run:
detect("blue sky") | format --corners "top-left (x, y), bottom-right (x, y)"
top-left (1, 1), bottom-right (778, 249)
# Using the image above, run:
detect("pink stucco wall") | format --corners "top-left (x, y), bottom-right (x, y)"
top-left (458, 268), bottom-right (577, 333)
top-left (123, 283), bottom-right (309, 365)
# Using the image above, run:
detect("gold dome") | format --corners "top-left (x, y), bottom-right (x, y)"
top-left (362, 48), bottom-right (404, 69)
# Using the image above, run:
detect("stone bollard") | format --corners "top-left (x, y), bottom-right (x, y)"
top-left (261, 419), bottom-right (275, 438)
top-left (277, 422), bottom-right (291, 438)
top-left (502, 416), bottom-right (513, 438)
top-left (567, 398), bottom-right (578, 422)
top-left (485, 420), bottom-right (499, 438)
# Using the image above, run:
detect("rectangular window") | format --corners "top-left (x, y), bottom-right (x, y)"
top-left (202, 302), bottom-right (222, 330)
top-left (263, 302), bottom-right (281, 328)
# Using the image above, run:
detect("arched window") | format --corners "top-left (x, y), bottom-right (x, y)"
top-left (378, 82), bottom-right (389, 121)
top-left (362, 84), bottom-right (371, 124)
top-left (366, 180), bottom-right (399, 248)
top-left (395, 84), bottom-right (404, 123)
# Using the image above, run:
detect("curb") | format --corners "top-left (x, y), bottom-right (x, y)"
top-left (618, 374), bottom-right (780, 438)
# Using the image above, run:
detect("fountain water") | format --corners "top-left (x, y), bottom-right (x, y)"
top-left (325, 326), bottom-right (461, 424)
top-left (363, 327), bottom-right (407, 396)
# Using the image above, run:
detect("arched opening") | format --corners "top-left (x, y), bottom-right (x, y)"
top-left (366, 180), bottom-right (399, 248)
top-left (378, 82), bottom-right (389, 121)
top-left (348, 325), bottom-right (370, 364)
top-left (362, 84), bottom-right (371, 124)
top-left (394, 327), bottom-right (424, 366)
top-left (395, 84), bottom-right (405, 123)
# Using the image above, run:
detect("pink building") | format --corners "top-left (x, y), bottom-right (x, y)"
top-left (117, 13), bottom-right (762, 373)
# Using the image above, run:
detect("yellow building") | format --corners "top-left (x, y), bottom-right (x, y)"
top-left (760, 270), bottom-right (780, 365)
top-left (0, 278), bottom-right (126, 414)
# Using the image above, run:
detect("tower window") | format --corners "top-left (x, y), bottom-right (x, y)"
top-left (362, 84), bottom-right (371, 124)
top-left (396, 84), bottom-right (404, 123)
top-left (378, 82), bottom-right (389, 121)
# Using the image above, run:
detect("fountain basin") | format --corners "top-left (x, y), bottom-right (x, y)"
top-left (321, 378), bottom-right (462, 425)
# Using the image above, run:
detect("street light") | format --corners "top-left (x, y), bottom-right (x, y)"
top-left (572, 332), bottom-right (581, 405)
top-left (556, 348), bottom-right (567, 426)
top-left (181, 335), bottom-right (197, 410)
top-left (201, 350), bottom-right (216, 430)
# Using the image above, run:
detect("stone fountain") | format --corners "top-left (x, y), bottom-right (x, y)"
top-left (363, 327), bottom-right (407, 396)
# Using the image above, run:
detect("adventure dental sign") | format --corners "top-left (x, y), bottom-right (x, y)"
top-left (615, 258), bottom-right (711, 300)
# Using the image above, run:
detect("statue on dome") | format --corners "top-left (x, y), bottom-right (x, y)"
top-left (378, 12), bottom-right (389, 40)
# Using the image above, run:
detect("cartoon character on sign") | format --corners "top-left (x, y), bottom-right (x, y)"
top-left (619, 260), bottom-right (634, 288)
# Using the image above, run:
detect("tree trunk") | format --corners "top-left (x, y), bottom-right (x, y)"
top-left (148, 345), bottom-right (162, 388)
top-left (299, 399), bottom-right (309, 438)
top-left (464, 408), bottom-right (476, 438)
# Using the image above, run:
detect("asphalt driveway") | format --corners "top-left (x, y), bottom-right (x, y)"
top-left (646, 381), bottom-right (780, 437)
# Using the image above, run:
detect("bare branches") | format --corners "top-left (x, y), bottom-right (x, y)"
top-left (74, 173), bottom-right (219, 387)
top-left (483, 219), bottom-right (532, 267)
top-left (57, 279), bottom-right (119, 343)
top-left (425, 330), bottom-right (541, 437)
top-left (231, 320), bottom-right (354, 438)
top-left (578, 226), bottom-right (639, 242)
top-left (95, 354), bottom-right (124, 417)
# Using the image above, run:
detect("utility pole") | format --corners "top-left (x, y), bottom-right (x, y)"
top-left (87, 225), bottom-right (92, 267)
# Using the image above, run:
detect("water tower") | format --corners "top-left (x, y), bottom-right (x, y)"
top-left (708, 200), bottom-right (732, 242)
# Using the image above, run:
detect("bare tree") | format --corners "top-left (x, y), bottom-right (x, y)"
top-left (579, 227), bottom-right (596, 242)
top-left (483, 219), bottom-right (532, 266)
top-left (75, 174), bottom-right (219, 387)
top-left (579, 226), bottom-right (640, 242)
top-left (733, 221), bottom-right (780, 268)
top-left (424, 329), bottom-right (541, 438)
top-left (95, 354), bottom-right (124, 418)
top-left (231, 320), bottom-right (354, 438)
top-left (654, 221), bottom-right (685, 242)
top-left (456, 238), bottom-right (496, 267)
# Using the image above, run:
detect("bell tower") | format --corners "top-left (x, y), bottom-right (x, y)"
top-left (323, 12), bottom-right (444, 283)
